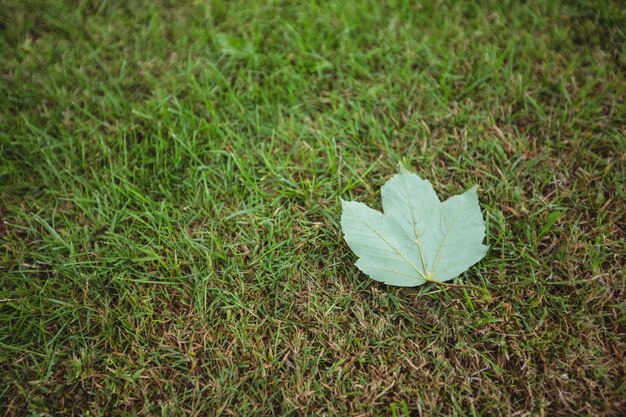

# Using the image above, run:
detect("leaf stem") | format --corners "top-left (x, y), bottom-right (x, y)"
top-left (421, 275), bottom-right (489, 295)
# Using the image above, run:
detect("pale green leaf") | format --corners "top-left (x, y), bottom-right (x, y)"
top-left (341, 168), bottom-right (488, 287)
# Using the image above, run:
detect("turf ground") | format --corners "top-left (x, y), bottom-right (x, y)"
top-left (1, 0), bottom-right (625, 415)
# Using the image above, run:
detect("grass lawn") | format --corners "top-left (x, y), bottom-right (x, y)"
top-left (1, 0), bottom-right (625, 415)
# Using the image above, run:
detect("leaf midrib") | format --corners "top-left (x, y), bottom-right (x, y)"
top-left (401, 173), bottom-right (429, 275)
